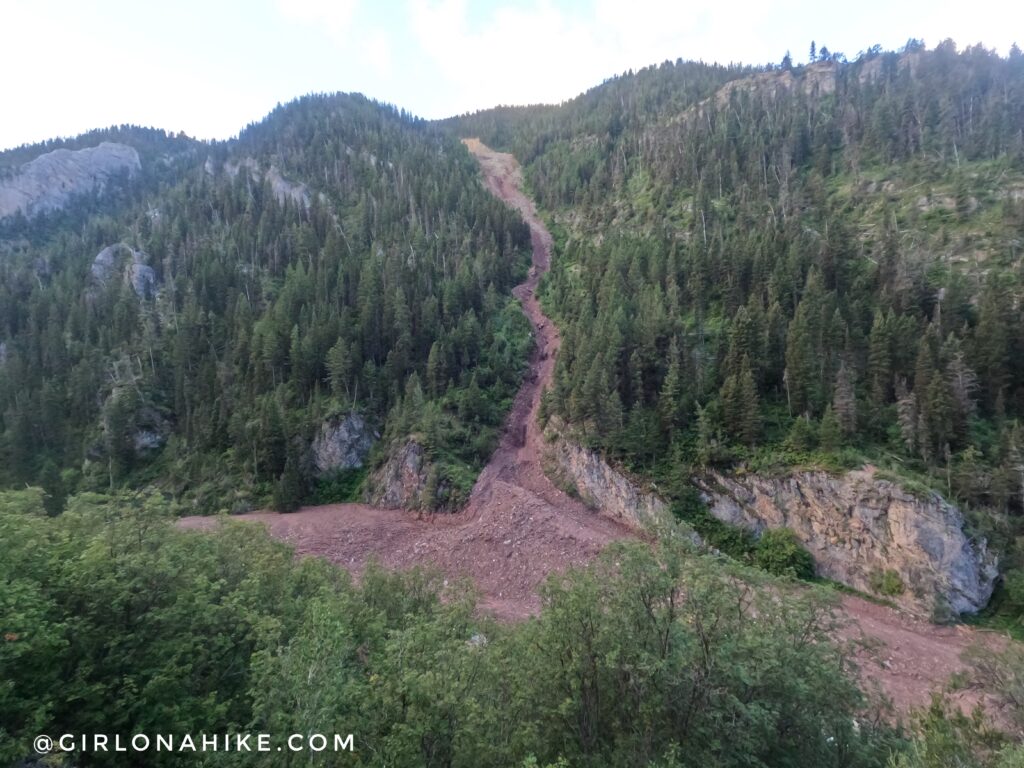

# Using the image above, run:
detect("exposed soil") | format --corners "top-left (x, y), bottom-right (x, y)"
top-left (180, 140), bottom-right (1005, 717)
top-left (838, 595), bottom-right (1005, 716)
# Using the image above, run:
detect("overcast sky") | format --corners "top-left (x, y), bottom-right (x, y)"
top-left (1, 0), bottom-right (1020, 151)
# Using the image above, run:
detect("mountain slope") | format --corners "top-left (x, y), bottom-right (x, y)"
top-left (447, 42), bottom-right (1024, 618)
top-left (0, 94), bottom-right (532, 512)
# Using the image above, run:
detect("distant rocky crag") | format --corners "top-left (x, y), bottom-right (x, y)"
top-left (0, 142), bottom-right (140, 219)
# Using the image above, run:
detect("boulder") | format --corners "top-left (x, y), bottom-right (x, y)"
top-left (91, 244), bottom-right (158, 299)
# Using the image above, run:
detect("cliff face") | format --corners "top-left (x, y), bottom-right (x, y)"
top-left (208, 157), bottom-right (310, 208)
top-left (91, 244), bottom-right (158, 299)
top-left (310, 414), bottom-right (377, 475)
top-left (0, 142), bottom-right (140, 219)
top-left (550, 439), bottom-right (671, 529)
top-left (365, 440), bottom-right (429, 509)
top-left (696, 467), bottom-right (998, 615)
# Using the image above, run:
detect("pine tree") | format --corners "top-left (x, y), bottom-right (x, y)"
top-left (737, 363), bottom-right (761, 446)
top-left (722, 356), bottom-right (760, 446)
top-left (944, 336), bottom-right (978, 441)
top-left (819, 405), bottom-right (841, 453)
top-left (658, 337), bottom-right (685, 437)
top-left (327, 337), bottom-right (353, 401)
top-left (833, 360), bottom-right (857, 437)
top-left (895, 378), bottom-right (918, 455)
top-left (974, 279), bottom-right (1009, 411)
top-left (628, 349), bottom-right (645, 408)
top-left (695, 402), bottom-right (721, 465)
top-left (785, 415), bottom-right (818, 452)
top-left (37, 459), bottom-right (65, 516)
top-left (913, 332), bottom-right (936, 396)
top-left (103, 389), bottom-right (138, 482)
top-left (867, 310), bottom-right (892, 407)
top-left (764, 301), bottom-right (788, 392)
top-left (273, 452), bottom-right (305, 513)
top-left (425, 340), bottom-right (444, 397)
top-left (784, 291), bottom-right (817, 416)
top-left (724, 306), bottom-right (754, 382)
top-left (925, 375), bottom-right (955, 460)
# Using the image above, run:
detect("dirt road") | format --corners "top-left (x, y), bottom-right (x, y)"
top-left (181, 140), bottom-right (1003, 715)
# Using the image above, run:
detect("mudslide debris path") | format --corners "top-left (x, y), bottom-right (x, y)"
top-left (183, 139), bottom-right (630, 620)
top-left (181, 140), bottom-right (999, 714)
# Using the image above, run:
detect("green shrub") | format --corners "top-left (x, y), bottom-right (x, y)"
top-left (310, 467), bottom-right (367, 505)
top-left (869, 568), bottom-right (906, 597)
top-left (1002, 570), bottom-right (1024, 615)
top-left (671, 488), bottom-right (758, 562)
top-left (754, 528), bottom-right (815, 580)
top-left (784, 415), bottom-right (818, 452)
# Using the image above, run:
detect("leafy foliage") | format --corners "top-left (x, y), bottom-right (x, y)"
top-left (755, 527), bottom-right (816, 580)
top-left (1, 489), bottom-right (907, 767)
top-left (869, 568), bottom-right (907, 597)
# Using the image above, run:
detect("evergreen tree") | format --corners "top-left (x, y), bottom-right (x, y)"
top-left (327, 338), bottom-right (354, 402)
top-left (819, 405), bottom-right (841, 452)
top-left (722, 356), bottom-right (760, 445)
top-left (833, 360), bottom-right (857, 437)
top-left (273, 452), bottom-right (305, 513)
top-left (868, 310), bottom-right (892, 407)
top-left (658, 337), bottom-right (685, 437)
top-left (785, 415), bottom-right (818, 452)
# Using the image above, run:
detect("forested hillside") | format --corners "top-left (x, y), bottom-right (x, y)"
top-left (0, 94), bottom-right (532, 512)
top-left (4, 38), bottom-right (1024, 768)
top-left (449, 42), bottom-right (1024, 622)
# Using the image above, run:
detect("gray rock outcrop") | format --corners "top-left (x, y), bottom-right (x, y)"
top-left (132, 406), bottom-right (169, 457)
top-left (0, 142), bottom-right (140, 219)
top-left (366, 439), bottom-right (430, 509)
top-left (91, 244), bottom-right (158, 298)
top-left (213, 157), bottom-right (310, 208)
top-left (550, 438), bottom-right (671, 528)
top-left (311, 414), bottom-right (377, 475)
top-left (695, 467), bottom-right (998, 615)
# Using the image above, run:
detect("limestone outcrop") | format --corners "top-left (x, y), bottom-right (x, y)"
top-left (91, 244), bottom-right (158, 299)
top-left (695, 467), bottom-right (998, 614)
top-left (209, 157), bottom-right (310, 208)
top-left (310, 414), bottom-right (377, 475)
top-left (366, 440), bottom-right (430, 509)
top-left (0, 142), bottom-right (140, 219)
top-left (549, 438), bottom-right (671, 529)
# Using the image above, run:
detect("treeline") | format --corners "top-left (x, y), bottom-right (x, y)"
top-left (0, 94), bottom-right (532, 511)
top-left (4, 489), bottom-right (1023, 767)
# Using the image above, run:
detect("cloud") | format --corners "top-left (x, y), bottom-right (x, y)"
top-left (408, 0), bottom-right (611, 114)
top-left (404, 0), bottom-right (1021, 119)
top-left (405, 0), bottom-right (786, 117)
top-left (362, 28), bottom-right (394, 77)
top-left (276, 0), bottom-right (359, 42)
